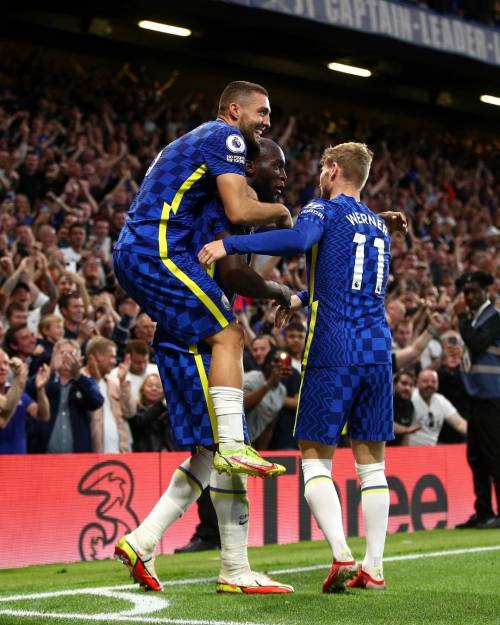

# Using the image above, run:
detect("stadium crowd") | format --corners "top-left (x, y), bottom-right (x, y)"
top-left (0, 48), bottom-right (498, 459)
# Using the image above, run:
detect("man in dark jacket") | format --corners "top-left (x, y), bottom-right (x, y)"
top-left (26, 338), bottom-right (103, 453)
top-left (454, 272), bottom-right (500, 529)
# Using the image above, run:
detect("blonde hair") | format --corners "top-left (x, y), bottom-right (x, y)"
top-left (320, 142), bottom-right (373, 190)
top-left (38, 314), bottom-right (63, 335)
top-left (85, 336), bottom-right (115, 357)
top-left (139, 373), bottom-right (162, 407)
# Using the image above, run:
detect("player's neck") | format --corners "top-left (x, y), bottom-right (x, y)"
top-left (330, 186), bottom-right (360, 202)
top-left (217, 114), bottom-right (237, 128)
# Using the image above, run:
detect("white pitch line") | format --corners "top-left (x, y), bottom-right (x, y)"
top-left (267, 543), bottom-right (500, 575)
top-left (0, 612), bottom-right (266, 625)
top-left (0, 544), bottom-right (498, 625)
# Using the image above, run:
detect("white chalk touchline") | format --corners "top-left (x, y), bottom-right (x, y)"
top-left (0, 544), bottom-right (498, 625)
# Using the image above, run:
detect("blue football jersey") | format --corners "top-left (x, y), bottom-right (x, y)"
top-left (299, 194), bottom-right (392, 367)
top-left (115, 120), bottom-right (247, 256)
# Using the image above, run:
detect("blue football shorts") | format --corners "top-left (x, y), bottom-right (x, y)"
top-left (295, 363), bottom-right (394, 445)
top-left (113, 250), bottom-right (234, 345)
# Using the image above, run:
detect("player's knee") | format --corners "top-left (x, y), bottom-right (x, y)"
top-left (355, 461), bottom-right (387, 489)
top-left (213, 322), bottom-right (245, 351)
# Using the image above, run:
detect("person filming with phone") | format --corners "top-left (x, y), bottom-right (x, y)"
top-left (243, 347), bottom-right (294, 448)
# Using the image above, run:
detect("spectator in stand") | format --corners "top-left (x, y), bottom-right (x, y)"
top-left (405, 369), bottom-right (467, 446)
top-left (84, 336), bottom-right (132, 453)
top-left (132, 312), bottom-right (156, 361)
top-left (437, 330), bottom-right (469, 444)
top-left (129, 373), bottom-right (174, 452)
top-left (392, 320), bottom-right (414, 351)
top-left (3, 322), bottom-right (39, 375)
top-left (109, 339), bottom-right (159, 413)
top-left (0, 351), bottom-right (50, 454)
top-left (59, 292), bottom-right (95, 344)
top-left (283, 322), bottom-right (306, 373)
top-left (36, 314), bottom-right (64, 365)
top-left (243, 348), bottom-right (293, 449)
top-left (87, 217), bottom-right (112, 264)
top-left (61, 222), bottom-right (87, 271)
top-left (454, 271), bottom-right (500, 529)
top-left (245, 334), bottom-right (274, 372)
top-left (388, 370), bottom-right (421, 446)
top-left (5, 302), bottom-right (29, 328)
top-left (26, 339), bottom-right (102, 453)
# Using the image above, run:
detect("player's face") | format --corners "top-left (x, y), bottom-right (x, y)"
top-left (250, 146), bottom-right (286, 202)
top-left (238, 93), bottom-right (271, 149)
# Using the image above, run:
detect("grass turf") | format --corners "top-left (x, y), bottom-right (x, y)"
top-left (0, 529), bottom-right (499, 625)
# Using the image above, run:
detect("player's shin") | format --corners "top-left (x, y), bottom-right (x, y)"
top-left (209, 386), bottom-right (245, 451)
top-left (130, 448), bottom-right (214, 553)
top-left (302, 459), bottom-right (353, 562)
top-left (356, 461), bottom-right (389, 580)
top-left (210, 471), bottom-right (250, 579)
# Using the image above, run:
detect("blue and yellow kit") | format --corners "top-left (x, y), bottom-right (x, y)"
top-left (114, 119), bottom-right (247, 346)
top-left (222, 194), bottom-right (395, 445)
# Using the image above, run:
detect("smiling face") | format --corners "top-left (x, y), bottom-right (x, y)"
top-left (237, 92), bottom-right (271, 149)
top-left (248, 140), bottom-right (287, 202)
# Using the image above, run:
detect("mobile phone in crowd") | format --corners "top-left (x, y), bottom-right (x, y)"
top-left (276, 351), bottom-right (292, 369)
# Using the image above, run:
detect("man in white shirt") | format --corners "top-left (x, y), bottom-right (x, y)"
top-left (109, 339), bottom-right (159, 413)
top-left (405, 368), bottom-right (467, 446)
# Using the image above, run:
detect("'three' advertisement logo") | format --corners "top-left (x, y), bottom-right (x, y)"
top-left (78, 461), bottom-right (139, 561)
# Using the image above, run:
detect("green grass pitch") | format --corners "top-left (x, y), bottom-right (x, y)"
top-left (0, 529), bottom-right (499, 625)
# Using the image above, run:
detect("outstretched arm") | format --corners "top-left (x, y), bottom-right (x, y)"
top-left (198, 220), bottom-right (323, 267)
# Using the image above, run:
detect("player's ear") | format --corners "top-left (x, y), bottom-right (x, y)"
top-left (228, 101), bottom-right (241, 121)
top-left (331, 161), bottom-right (340, 180)
top-left (245, 160), bottom-right (255, 175)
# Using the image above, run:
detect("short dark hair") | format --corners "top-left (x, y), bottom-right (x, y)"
top-left (4, 323), bottom-right (28, 354)
top-left (125, 339), bottom-right (150, 357)
top-left (69, 222), bottom-right (86, 233)
top-left (6, 301), bottom-right (27, 318)
top-left (394, 369), bottom-right (415, 384)
top-left (285, 322), bottom-right (306, 334)
top-left (59, 292), bottom-right (82, 310)
top-left (218, 81), bottom-right (268, 115)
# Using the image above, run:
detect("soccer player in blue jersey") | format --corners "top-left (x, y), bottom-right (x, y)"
top-left (199, 142), bottom-right (407, 592)
top-left (115, 139), bottom-right (294, 594)
top-left (113, 81), bottom-right (291, 479)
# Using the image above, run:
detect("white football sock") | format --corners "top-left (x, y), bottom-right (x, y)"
top-left (131, 448), bottom-right (213, 554)
top-left (209, 386), bottom-right (245, 452)
top-left (210, 470), bottom-right (250, 579)
top-left (356, 461), bottom-right (389, 578)
top-left (302, 459), bottom-right (353, 562)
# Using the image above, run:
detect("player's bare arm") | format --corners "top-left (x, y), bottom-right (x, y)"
top-left (214, 232), bottom-right (292, 308)
top-left (217, 173), bottom-right (291, 228)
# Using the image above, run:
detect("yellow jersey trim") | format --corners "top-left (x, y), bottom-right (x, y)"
top-left (158, 164), bottom-right (229, 329)
top-left (294, 243), bottom-right (320, 436)
top-left (189, 343), bottom-right (218, 444)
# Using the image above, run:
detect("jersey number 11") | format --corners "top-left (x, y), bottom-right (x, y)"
top-left (351, 233), bottom-right (385, 295)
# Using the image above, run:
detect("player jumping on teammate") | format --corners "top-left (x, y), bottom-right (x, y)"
top-left (113, 81), bottom-right (291, 479)
top-left (199, 142), bottom-right (407, 592)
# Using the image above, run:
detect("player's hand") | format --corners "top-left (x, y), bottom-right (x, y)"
top-left (405, 425), bottom-right (421, 435)
top-left (274, 293), bottom-right (303, 328)
top-left (198, 240), bottom-right (227, 268)
top-left (379, 211), bottom-right (408, 235)
top-left (270, 283), bottom-right (292, 308)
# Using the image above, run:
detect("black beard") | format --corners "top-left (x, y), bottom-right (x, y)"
top-left (240, 126), bottom-right (260, 150)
